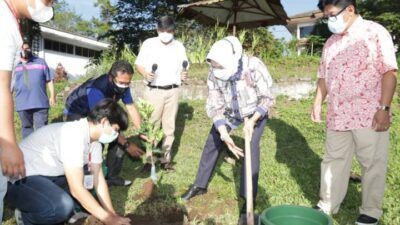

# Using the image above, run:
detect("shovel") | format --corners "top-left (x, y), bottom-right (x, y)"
top-left (244, 117), bottom-right (254, 225)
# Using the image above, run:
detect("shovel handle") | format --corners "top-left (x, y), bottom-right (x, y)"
top-left (244, 117), bottom-right (254, 225)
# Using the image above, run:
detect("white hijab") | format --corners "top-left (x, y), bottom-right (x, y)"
top-left (207, 36), bottom-right (243, 81)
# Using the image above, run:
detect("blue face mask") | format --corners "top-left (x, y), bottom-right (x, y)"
top-left (98, 124), bottom-right (119, 144)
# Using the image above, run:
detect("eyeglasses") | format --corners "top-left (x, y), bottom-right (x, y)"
top-left (321, 6), bottom-right (348, 23)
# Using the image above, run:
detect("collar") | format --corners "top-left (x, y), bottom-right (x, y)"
top-left (339, 15), bottom-right (363, 36)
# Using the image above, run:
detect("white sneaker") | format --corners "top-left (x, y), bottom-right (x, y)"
top-left (15, 209), bottom-right (24, 225)
top-left (68, 211), bottom-right (89, 224)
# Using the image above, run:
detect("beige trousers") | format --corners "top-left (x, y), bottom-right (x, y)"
top-left (317, 128), bottom-right (389, 219)
top-left (144, 86), bottom-right (180, 163)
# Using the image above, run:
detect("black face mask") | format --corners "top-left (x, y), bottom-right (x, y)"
top-left (20, 50), bottom-right (32, 60)
top-left (112, 80), bottom-right (128, 95)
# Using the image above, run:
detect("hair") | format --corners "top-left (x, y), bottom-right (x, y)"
top-left (87, 98), bottom-right (129, 131)
top-left (318, 0), bottom-right (358, 14)
top-left (157, 16), bottom-right (175, 31)
top-left (108, 60), bottom-right (134, 78)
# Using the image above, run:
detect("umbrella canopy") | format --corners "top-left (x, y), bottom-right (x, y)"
top-left (178, 0), bottom-right (289, 33)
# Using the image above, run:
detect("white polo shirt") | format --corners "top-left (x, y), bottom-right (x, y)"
top-left (19, 119), bottom-right (103, 177)
top-left (135, 37), bottom-right (188, 86)
top-left (0, 0), bottom-right (23, 72)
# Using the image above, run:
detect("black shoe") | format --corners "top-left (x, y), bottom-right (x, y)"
top-left (106, 177), bottom-right (132, 187)
top-left (350, 173), bottom-right (362, 183)
top-left (356, 214), bottom-right (378, 225)
top-left (141, 163), bottom-right (152, 173)
top-left (181, 185), bottom-right (207, 200)
top-left (162, 162), bottom-right (175, 171)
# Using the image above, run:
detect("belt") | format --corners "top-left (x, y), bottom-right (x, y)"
top-left (147, 84), bottom-right (179, 90)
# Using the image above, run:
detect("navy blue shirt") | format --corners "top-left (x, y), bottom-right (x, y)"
top-left (13, 56), bottom-right (53, 111)
top-left (64, 74), bottom-right (134, 116)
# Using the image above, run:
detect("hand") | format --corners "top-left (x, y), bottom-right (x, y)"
top-left (0, 144), bottom-right (26, 178)
top-left (145, 72), bottom-right (155, 82)
top-left (221, 134), bottom-right (244, 159)
top-left (103, 214), bottom-right (131, 225)
top-left (139, 134), bottom-right (150, 142)
top-left (243, 118), bottom-right (256, 137)
top-left (125, 142), bottom-right (145, 158)
top-left (49, 96), bottom-right (56, 107)
top-left (372, 110), bottom-right (391, 132)
top-left (311, 104), bottom-right (323, 123)
top-left (181, 71), bottom-right (188, 81)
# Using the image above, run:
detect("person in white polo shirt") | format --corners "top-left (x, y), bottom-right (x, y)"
top-left (6, 99), bottom-right (131, 225)
top-left (0, 0), bottom-right (54, 222)
top-left (135, 15), bottom-right (189, 171)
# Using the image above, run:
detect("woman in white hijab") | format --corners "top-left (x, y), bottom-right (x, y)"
top-left (181, 36), bottom-right (274, 220)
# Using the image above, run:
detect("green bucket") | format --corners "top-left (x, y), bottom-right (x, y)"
top-left (259, 205), bottom-right (332, 225)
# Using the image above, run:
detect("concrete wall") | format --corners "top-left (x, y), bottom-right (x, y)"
top-left (130, 79), bottom-right (315, 101)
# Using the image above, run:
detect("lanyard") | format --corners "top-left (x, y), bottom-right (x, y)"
top-left (87, 143), bottom-right (92, 172)
top-left (4, 0), bottom-right (23, 38)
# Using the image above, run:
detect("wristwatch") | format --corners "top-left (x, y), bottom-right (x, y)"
top-left (377, 105), bottom-right (390, 111)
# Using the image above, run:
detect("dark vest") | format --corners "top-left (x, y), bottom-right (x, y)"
top-left (65, 74), bottom-right (127, 116)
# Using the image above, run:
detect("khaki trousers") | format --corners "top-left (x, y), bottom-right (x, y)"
top-left (317, 128), bottom-right (389, 219)
top-left (144, 86), bottom-right (180, 163)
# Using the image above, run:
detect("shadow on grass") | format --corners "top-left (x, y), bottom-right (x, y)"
top-left (268, 117), bottom-right (362, 224)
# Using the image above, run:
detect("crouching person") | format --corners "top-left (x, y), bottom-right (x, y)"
top-left (6, 99), bottom-right (131, 225)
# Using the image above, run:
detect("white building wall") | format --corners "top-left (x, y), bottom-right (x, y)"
top-left (42, 50), bottom-right (91, 79)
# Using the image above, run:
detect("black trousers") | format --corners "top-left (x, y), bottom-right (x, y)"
top-left (194, 116), bottom-right (267, 198)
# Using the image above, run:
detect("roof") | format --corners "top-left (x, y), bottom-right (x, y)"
top-left (287, 9), bottom-right (323, 25)
top-left (40, 25), bottom-right (110, 51)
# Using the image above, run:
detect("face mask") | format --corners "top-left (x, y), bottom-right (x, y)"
top-left (328, 14), bottom-right (348, 34)
top-left (26, 0), bottom-right (54, 23)
top-left (212, 68), bottom-right (235, 81)
top-left (158, 32), bottom-right (174, 43)
top-left (98, 124), bottom-right (119, 144)
top-left (20, 50), bottom-right (32, 60)
top-left (112, 81), bottom-right (129, 95)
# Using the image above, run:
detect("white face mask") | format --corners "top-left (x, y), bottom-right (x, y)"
top-left (328, 14), bottom-right (348, 34)
top-left (158, 32), bottom-right (174, 43)
top-left (212, 68), bottom-right (235, 81)
top-left (98, 124), bottom-right (119, 144)
top-left (114, 82), bottom-right (129, 89)
top-left (26, 0), bottom-right (54, 23)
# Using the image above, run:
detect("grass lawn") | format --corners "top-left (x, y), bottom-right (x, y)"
top-left (3, 82), bottom-right (399, 225)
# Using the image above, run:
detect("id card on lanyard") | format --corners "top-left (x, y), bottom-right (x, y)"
top-left (84, 149), bottom-right (94, 190)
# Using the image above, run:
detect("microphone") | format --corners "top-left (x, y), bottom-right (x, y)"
top-left (151, 64), bottom-right (158, 73)
top-left (182, 60), bottom-right (188, 71)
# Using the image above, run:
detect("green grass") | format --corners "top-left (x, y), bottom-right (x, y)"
top-left (4, 81), bottom-right (399, 225)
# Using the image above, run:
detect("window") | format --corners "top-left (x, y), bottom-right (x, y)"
top-left (44, 39), bottom-right (74, 55)
top-left (44, 39), bottom-right (101, 58)
top-left (74, 46), bottom-right (100, 58)
top-left (299, 25), bottom-right (315, 38)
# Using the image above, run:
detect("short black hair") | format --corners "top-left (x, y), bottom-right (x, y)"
top-left (87, 98), bottom-right (129, 131)
top-left (157, 16), bottom-right (175, 31)
top-left (318, 0), bottom-right (357, 14)
top-left (108, 60), bottom-right (134, 78)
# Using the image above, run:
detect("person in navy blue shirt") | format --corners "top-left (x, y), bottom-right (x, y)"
top-left (13, 41), bottom-right (56, 139)
top-left (64, 60), bottom-right (145, 186)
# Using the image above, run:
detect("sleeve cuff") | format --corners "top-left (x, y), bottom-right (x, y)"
top-left (256, 106), bottom-right (267, 117)
top-left (214, 119), bottom-right (227, 129)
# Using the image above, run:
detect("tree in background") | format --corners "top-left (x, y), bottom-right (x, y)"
top-left (358, 0), bottom-right (400, 52)
top-left (102, 0), bottom-right (191, 52)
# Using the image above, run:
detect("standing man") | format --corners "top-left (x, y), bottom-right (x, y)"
top-left (135, 15), bottom-right (189, 171)
top-left (64, 60), bottom-right (145, 187)
top-left (14, 41), bottom-right (56, 139)
top-left (311, 0), bottom-right (398, 224)
top-left (0, 0), bottom-right (54, 222)
top-left (7, 99), bottom-right (131, 225)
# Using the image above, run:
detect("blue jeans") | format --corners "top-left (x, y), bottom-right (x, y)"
top-left (18, 108), bottom-right (49, 139)
top-left (6, 176), bottom-right (74, 225)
